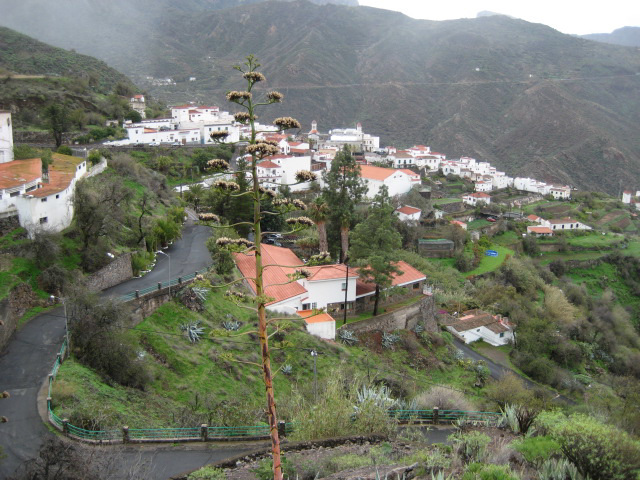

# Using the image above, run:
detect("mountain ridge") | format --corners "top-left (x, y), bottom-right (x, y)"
top-left (1, 1), bottom-right (639, 193)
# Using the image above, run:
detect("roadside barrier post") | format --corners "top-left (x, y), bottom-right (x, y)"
top-left (433, 407), bottom-right (439, 425)
top-left (135, 290), bottom-right (140, 298)
top-left (157, 283), bottom-right (162, 291)
top-left (47, 396), bottom-right (51, 411)
top-left (178, 277), bottom-right (182, 285)
top-left (62, 419), bottom-right (69, 435)
top-left (277, 421), bottom-right (286, 438)
top-left (201, 424), bottom-right (208, 441)
top-left (123, 426), bottom-right (129, 443)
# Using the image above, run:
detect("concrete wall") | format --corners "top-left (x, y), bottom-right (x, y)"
top-left (127, 278), bottom-right (197, 325)
top-left (84, 253), bottom-right (133, 292)
top-left (340, 295), bottom-right (436, 335)
top-left (0, 215), bottom-right (20, 236)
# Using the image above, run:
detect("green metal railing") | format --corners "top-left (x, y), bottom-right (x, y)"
top-left (388, 409), bottom-right (501, 425)
top-left (128, 427), bottom-right (201, 441)
top-left (118, 270), bottom-right (201, 302)
top-left (207, 425), bottom-right (271, 438)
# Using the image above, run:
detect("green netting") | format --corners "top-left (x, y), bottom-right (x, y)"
top-left (128, 427), bottom-right (201, 440)
top-left (207, 425), bottom-right (271, 438)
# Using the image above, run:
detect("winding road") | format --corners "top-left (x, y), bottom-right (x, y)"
top-left (0, 218), bottom-right (226, 479)
top-left (0, 215), bottom-right (570, 479)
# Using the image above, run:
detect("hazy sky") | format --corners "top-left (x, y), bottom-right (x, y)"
top-left (358, 1), bottom-right (640, 35)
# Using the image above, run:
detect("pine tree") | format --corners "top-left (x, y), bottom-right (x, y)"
top-left (350, 186), bottom-right (402, 316)
top-left (322, 146), bottom-right (367, 261)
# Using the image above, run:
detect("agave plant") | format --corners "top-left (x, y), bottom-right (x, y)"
top-left (222, 320), bottom-right (241, 331)
top-left (281, 364), bottom-right (293, 375)
top-left (413, 323), bottom-right (425, 334)
top-left (381, 332), bottom-right (399, 349)
top-left (192, 287), bottom-right (210, 302)
top-left (538, 458), bottom-right (583, 480)
top-left (180, 321), bottom-right (205, 343)
top-left (338, 329), bottom-right (358, 346)
top-left (356, 384), bottom-right (398, 410)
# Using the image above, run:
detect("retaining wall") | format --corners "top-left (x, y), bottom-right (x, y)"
top-left (84, 253), bottom-right (134, 292)
top-left (340, 295), bottom-right (437, 334)
top-left (127, 278), bottom-right (196, 325)
top-left (0, 283), bottom-right (40, 351)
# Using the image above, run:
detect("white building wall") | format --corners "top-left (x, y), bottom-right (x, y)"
top-left (272, 155), bottom-right (312, 192)
top-left (306, 320), bottom-right (336, 340)
top-left (299, 277), bottom-right (357, 310)
top-left (202, 123), bottom-right (240, 144)
top-left (0, 112), bottom-right (14, 164)
top-left (448, 325), bottom-right (513, 347)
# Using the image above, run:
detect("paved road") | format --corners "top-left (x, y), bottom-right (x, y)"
top-left (453, 338), bottom-right (574, 404)
top-left (0, 219), bottom-right (212, 478)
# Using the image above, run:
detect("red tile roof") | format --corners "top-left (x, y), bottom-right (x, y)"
top-left (527, 214), bottom-right (542, 222)
top-left (0, 158), bottom-right (41, 190)
top-left (31, 153), bottom-right (85, 198)
top-left (527, 226), bottom-right (553, 234)
top-left (548, 217), bottom-right (579, 225)
top-left (396, 205), bottom-right (421, 215)
top-left (359, 165), bottom-right (397, 181)
top-left (399, 169), bottom-right (420, 178)
top-left (306, 264), bottom-right (358, 281)
top-left (355, 261), bottom-right (425, 297)
top-left (233, 244), bottom-right (307, 305)
top-left (258, 160), bottom-right (281, 169)
top-left (298, 310), bottom-right (335, 324)
top-left (467, 192), bottom-right (490, 198)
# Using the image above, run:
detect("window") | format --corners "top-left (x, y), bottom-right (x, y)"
top-left (10, 191), bottom-right (19, 197)
top-left (341, 282), bottom-right (347, 291)
top-left (413, 283), bottom-right (420, 289)
top-left (39, 217), bottom-right (48, 224)
top-left (476, 329), bottom-right (480, 332)
top-left (311, 302), bottom-right (317, 309)
top-left (302, 303), bottom-right (310, 310)
top-left (499, 333), bottom-right (504, 338)
top-left (41, 197), bottom-right (47, 202)
top-left (56, 194), bottom-right (60, 199)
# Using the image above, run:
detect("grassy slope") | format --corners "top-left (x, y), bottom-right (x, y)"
top-left (51, 287), bottom-right (483, 429)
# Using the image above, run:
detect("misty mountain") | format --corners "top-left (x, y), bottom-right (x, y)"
top-left (1, 0), bottom-right (639, 193)
top-left (582, 26), bottom-right (640, 47)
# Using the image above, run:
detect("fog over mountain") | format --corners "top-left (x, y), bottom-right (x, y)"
top-left (1, 0), bottom-right (639, 193)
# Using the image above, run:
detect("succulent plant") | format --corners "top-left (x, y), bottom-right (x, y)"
top-left (381, 332), bottom-right (399, 349)
top-left (180, 321), bottom-right (204, 343)
top-left (281, 364), bottom-right (293, 375)
top-left (222, 320), bottom-right (241, 331)
top-left (338, 329), bottom-right (358, 346)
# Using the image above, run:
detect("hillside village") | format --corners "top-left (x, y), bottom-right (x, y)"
top-left (2, 39), bottom-right (640, 480)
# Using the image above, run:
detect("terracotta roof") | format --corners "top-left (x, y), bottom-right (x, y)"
top-left (290, 148), bottom-right (309, 154)
top-left (0, 158), bottom-right (41, 190)
top-left (624, 190), bottom-right (632, 194)
top-left (258, 160), bottom-right (281, 169)
top-left (527, 226), bottom-right (553, 234)
top-left (394, 152), bottom-right (413, 158)
top-left (297, 310), bottom-right (335, 324)
top-left (359, 165), bottom-right (398, 181)
top-left (396, 206), bottom-right (421, 215)
top-left (399, 169), bottom-right (420, 178)
top-left (548, 217), bottom-right (579, 225)
top-left (306, 264), bottom-right (358, 281)
top-left (445, 309), bottom-right (511, 334)
top-left (171, 104), bottom-right (193, 109)
top-left (527, 214), bottom-right (542, 222)
top-left (233, 244), bottom-right (307, 305)
top-left (411, 145), bottom-right (428, 150)
top-left (30, 153), bottom-right (85, 198)
top-left (467, 192), bottom-right (490, 198)
top-left (355, 260), bottom-right (425, 297)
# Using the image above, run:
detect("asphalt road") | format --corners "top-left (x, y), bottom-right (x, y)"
top-left (0, 219), bottom-right (213, 479)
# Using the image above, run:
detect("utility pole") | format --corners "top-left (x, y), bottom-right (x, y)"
top-left (343, 256), bottom-right (349, 326)
top-left (310, 350), bottom-right (318, 402)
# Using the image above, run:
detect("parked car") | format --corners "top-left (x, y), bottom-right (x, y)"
top-left (149, 142), bottom-right (160, 146)
top-left (171, 141), bottom-right (181, 146)
top-left (487, 217), bottom-right (497, 222)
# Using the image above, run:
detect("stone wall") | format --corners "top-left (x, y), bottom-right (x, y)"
top-left (84, 253), bottom-right (133, 292)
top-left (127, 278), bottom-right (196, 325)
top-left (0, 283), bottom-right (40, 351)
top-left (0, 215), bottom-right (20, 236)
top-left (340, 295), bottom-right (436, 335)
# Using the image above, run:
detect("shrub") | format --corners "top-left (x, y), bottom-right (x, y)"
top-left (252, 456), bottom-right (295, 480)
top-left (550, 414), bottom-right (640, 480)
top-left (462, 462), bottom-right (520, 480)
top-left (513, 436), bottom-right (561, 466)
top-left (187, 466), bottom-right (226, 480)
top-left (485, 373), bottom-right (531, 408)
top-left (414, 386), bottom-right (474, 412)
top-left (324, 454), bottom-right (371, 473)
top-left (38, 264), bottom-right (68, 295)
top-left (88, 149), bottom-right (102, 165)
top-left (449, 431), bottom-right (491, 464)
top-left (56, 145), bottom-right (73, 155)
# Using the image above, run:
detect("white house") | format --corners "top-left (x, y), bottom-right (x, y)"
top-left (446, 310), bottom-right (514, 346)
top-left (129, 95), bottom-right (146, 119)
top-left (549, 185), bottom-right (571, 200)
top-left (527, 214), bottom-right (550, 228)
top-left (463, 192), bottom-right (491, 206)
top-left (264, 154), bottom-right (313, 192)
top-left (395, 205), bottom-right (421, 222)
top-left (399, 169), bottom-right (421, 186)
top-left (391, 152), bottom-right (415, 168)
top-left (359, 165), bottom-right (413, 198)
top-left (491, 172), bottom-right (513, 190)
top-left (126, 126), bottom-right (201, 145)
top-left (622, 191), bottom-right (633, 204)
top-left (298, 310), bottom-right (336, 340)
top-left (233, 244), bottom-right (359, 315)
top-left (527, 226), bottom-right (553, 237)
top-left (0, 112), bottom-right (89, 236)
top-left (548, 218), bottom-right (592, 231)
top-left (441, 160), bottom-right (461, 176)
top-left (256, 160), bottom-right (283, 191)
top-left (475, 180), bottom-right (493, 192)
top-left (318, 123), bottom-right (380, 152)
top-left (0, 111), bottom-right (14, 164)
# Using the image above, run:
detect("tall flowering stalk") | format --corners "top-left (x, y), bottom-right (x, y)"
top-left (222, 55), bottom-right (300, 480)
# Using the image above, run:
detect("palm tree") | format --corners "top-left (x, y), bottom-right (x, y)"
top-left (309, 197), bottom-right (329, 253)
